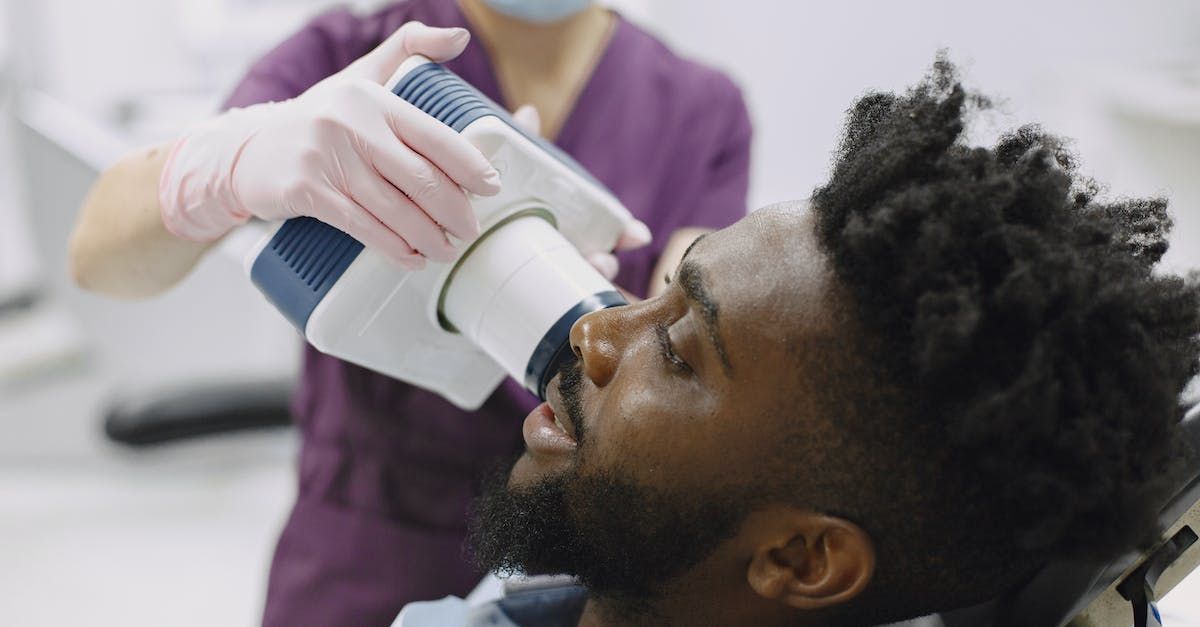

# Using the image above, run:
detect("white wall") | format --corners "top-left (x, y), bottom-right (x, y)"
top-left (636, 0), bottom-right (1200, 270)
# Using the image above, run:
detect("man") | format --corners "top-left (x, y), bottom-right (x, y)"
top-left (426, 59), bottom-right (1200, 626)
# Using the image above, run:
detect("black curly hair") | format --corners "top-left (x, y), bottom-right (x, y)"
top-left (802, 55), bottom-right (1200, 621)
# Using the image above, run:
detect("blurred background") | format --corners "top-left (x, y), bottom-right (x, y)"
top-left (1, 0), bottom-right (1199, 625)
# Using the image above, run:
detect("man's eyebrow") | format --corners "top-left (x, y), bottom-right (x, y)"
top-left (680, 233), bottom-right (707, 263)
top-left (676, 259), bottom-right (732, 374)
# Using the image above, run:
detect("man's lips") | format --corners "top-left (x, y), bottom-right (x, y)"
top-left (544, 378), bottom-right (577, 442)
top-left (520, 373), bottom-right (580, 457)
top-left (522, 401), bottom-right (577, 456)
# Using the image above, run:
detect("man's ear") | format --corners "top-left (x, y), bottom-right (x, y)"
top-left (745, 510), bottom-right (875, 610)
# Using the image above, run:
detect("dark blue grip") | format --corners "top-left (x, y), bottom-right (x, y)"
top-left (391, 62), bottom-right (607, 190)
top-left (250, 217), bottom-right (363, 331)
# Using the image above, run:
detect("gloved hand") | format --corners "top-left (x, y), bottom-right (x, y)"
top-left (159, 22), bottom-right (501, 270)
top-left (510, 105), bottom-right (651, 281)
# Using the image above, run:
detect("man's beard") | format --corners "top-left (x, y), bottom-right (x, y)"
top-left (467, 362), bottom-right (755, 603)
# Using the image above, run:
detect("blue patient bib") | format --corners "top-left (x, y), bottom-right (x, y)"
top-left (394, 576), bottom-right (587, 627)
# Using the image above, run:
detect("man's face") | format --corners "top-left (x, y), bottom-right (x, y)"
top-left (471, 205), bottom-right (845, 598)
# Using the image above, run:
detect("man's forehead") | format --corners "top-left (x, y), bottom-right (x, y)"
top-left (691, 204), bottom-right (820, 285)
top-left (693, 202), bottom-right (806, 254)
top-left (687, 203), bottom-right (842, 347)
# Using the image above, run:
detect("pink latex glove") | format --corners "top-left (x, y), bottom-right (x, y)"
top-left (159, 22), bottom-right (501, 270)
top-left (510, 105), bottom-right (651, 281)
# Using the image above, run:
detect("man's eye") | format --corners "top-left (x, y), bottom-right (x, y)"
top-left (655, 322), bottom-right (692, 374)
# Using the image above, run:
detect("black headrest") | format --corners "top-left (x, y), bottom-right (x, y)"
top-left (938, 403), bottom-right (1200, 627)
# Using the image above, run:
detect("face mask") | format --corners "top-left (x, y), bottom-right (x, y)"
top-left (481, 0), bottom-right (594, 23)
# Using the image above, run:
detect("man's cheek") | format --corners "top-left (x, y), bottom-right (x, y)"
top-left (585, 422), bottom-right (713, 491)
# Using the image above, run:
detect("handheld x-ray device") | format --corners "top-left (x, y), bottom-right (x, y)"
top-left (243, 56), bottom-right (633, 410)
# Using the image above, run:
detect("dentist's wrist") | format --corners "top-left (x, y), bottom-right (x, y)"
top-left (158, 104), bottom-right (274, 241)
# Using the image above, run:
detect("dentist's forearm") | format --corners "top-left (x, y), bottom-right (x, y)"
top-left (69, 142), bottom-right (216, 300)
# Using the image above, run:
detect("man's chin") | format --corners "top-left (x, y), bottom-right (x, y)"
top-left (508, 450), bottom-right (573, 488)
top-left (507, 453), bottom-right (539, 488)
top-left (470, 457), bottom-right (761, 608)
top-left (467, 460), bottom-right (574, 579)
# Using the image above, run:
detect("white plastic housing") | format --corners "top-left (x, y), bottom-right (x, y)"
top-left (442, 214), bottom-right (615, 386)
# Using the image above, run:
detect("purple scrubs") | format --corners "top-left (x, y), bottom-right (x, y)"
top-left (223, 1), bottom-right (751, 625)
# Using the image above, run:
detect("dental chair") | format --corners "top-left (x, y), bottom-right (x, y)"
top-left (103, 377), bottom-right (293, 445)
top-left (936, 402), bottom-right (1200, 627)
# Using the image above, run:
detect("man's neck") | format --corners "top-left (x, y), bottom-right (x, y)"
top-left (575, 585), bottom-right (813, 627)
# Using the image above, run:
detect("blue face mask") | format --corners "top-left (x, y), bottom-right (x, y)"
top-left (481, 0), bottom-right (594, 23)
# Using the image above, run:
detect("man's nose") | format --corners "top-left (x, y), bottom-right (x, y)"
top-left (568, 307), bottom-right (626, 387)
